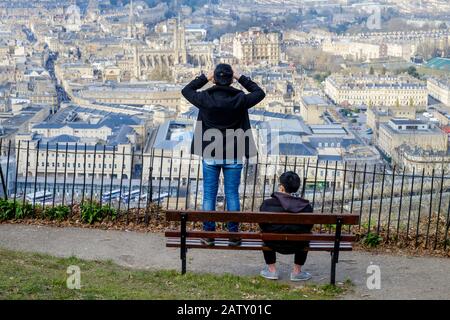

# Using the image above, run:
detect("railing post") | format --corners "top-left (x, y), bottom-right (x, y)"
top-left (330, 217), bottom-right (342, 285)
top-left (0, 164), bottom-right (7, 200)
top-left (180, 212), bottom-right (188, 275)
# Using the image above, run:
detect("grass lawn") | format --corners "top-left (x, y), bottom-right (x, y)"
top-left (0, 248), bottom-right (350, 300)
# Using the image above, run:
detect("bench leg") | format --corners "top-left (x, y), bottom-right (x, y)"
top-left (330, 218), bottom-right (342, 285)
top-left (180, 213), bottom-right (187, 275)
top-left (330, 253), bottom-right (337, 285)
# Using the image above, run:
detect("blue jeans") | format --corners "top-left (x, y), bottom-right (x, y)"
top-left (202, 159), bottom-right (243, 232)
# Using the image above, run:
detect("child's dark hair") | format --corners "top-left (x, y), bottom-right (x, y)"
top-left (279, 171), bottom-right (301, 193)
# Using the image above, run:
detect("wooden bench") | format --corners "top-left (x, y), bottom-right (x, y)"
top-left (165, 210), bottom-right (360, 285)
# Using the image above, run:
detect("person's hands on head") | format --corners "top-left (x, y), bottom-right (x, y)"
top-left (207, 69), bottom-right (215, 82)
top-left (232, 66), bottom-right (241, 80)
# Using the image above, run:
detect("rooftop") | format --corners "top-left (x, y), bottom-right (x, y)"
top-left (390, 118), bottom-right (427, 125)
top-left (302, 95), bottom-right (329, 106)
top-left (424, 57), bottom-right (450, 71)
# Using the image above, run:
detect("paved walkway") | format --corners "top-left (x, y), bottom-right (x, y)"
top-left (0, 224), bottom-right (449, 300)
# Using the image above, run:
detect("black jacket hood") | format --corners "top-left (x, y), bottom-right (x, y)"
top-left (271, 192), bottom-right (310, 213)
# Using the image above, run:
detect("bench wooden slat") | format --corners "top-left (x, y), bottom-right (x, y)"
top-left (165, 230), bottom-right (357, 242)
top-left (166, 238), bottom-right (353, 252)
top-left (165, 210), bottom-right (360, 225)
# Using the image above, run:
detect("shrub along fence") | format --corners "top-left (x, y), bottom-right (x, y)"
top-left (0, 141), bottom-right (449, 251)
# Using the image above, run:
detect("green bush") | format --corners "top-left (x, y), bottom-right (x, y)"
top-left (0, 199), bottom-right (16, 220)
top-left (15, 202), bottom-right (33, 219)
top-left (43, 205), bottom-right (70, 221)
top-left (362, 232), bottom-right (383, 248)
top-left (0, 199), bottom-right (34, 220)
top-left (80, 202), bottom-right (116, 224)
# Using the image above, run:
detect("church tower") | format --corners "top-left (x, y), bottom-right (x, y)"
top-left (173, 16), bottom-right (187, 64)
top-left (86, 0), bottom-right (100, 21)
top-left (127, 0), bottom-right (136, 39)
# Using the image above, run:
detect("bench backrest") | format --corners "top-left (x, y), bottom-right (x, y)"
top-left (165, 210), bottom-right (360, 225)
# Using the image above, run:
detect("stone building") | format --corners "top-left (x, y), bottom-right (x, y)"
top-left (377, 119), bottom-right (448, 159)
top-left (233, 28), bottom-right (281, 66)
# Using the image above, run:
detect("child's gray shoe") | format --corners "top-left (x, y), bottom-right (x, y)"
top-left (260, 267), bottom-right (279, 280)
top-left (290, 271), bottom-right (312, 282)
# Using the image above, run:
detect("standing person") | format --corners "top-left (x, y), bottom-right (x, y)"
top-left (259, 171), bottom-right (314, 281)
top-left (181, 64), bottom-right (265, 246)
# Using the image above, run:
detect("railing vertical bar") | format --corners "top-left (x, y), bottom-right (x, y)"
top-left (272, 156), bottom-right (278, 195)
top-left (166, 153), bottom-right (174, 210)
top-left (194, 157), bottom-right (200, 210)
top-left (117, 147), bottom-right (126, 215)
top-left (300, 158), bottom-right (307, 198)
top-left (5, 140), bottom-right (11, 191)
top-left (358, 163), bottom-right (367, 231)
top-left (70, 143), bottom-right (78, 213)
top-left (32, 141), bottom-right (40, 211)
top-left (126, 147), bottom-right (135, 220)
top-left (349, 162), bottom-right (357, 214)
top-left (443, 193), bottom-right (450, 250)
top-left (321, 160), bottom-right (329, 214)
top-left (22, 141), bottom-right (30, 208)
top-left (13, 141), bottom-right (20, 207)
top-left (0, 139), bottom-right (6, 200)
top-left (89, 144), bottom-right (97, 204)
top-left (406, 167), bottom-right (416, 238)
top-left (367, 164), bottom-right (377, 233)
top-left (108, 146), bottom-right (116, 208)
top-left (81, 144), bottom-right (87, 204)
top-left (330, 161), bottom-right (337, 214)
top-left (61, 143), bottom-right (69, 206)
top-left (434, 169), bottom-right (445, 250)
top-left (312, 160), bottom-right (319, 210)
top-left (42, 142), bottom-right (49, 212)
top-left (175, 150), bottom-right (183, 210)
top-left (242, 157), bottom-right (250, 211)
top-left (185, 153), bottom-right (193, 210)
top-left (349, 162), bottom-right (357, 234)
top-left (319, 160), bottom-right (329, 233)
top-left (144, 148), bottom-right (154, 225)
top-left (396, 167), bottom-right (406, 239)
top-left (136, 147), bottom-right (145, 219)
top-left (414, 168), bottom-right (426, 247)
top-left (52, 143), bottom-right (58, 208)
top-left (340, 161), bottom-right (347, 214)
top-left (425, 169), bottom-right (435, 249)
top-left (386, 166), bottom-right (396, 241)
top-left (99, 145), bottom-right (106, 207)
top-left (251, 154), bottom-right (259, 212)
top-left (157, 150), bottom-right (164, 206)
top-left (376, 165), bottom-right (386, 235)
top-left (293, 157), bottom-right (298, 176)
top-left (262, 154), bottom-right (269, 203)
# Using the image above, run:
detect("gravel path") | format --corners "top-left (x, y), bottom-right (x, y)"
top-left (0, 224), bottom-right (449, 300)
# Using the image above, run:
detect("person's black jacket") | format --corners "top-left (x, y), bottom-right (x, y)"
top-left (181, 74), bottom-right (265, 161)
top-left (259, 192), bottom-right (314, 253)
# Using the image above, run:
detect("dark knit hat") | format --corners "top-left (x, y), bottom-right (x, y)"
top-left (214, 63), bottom-right (233, 86)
